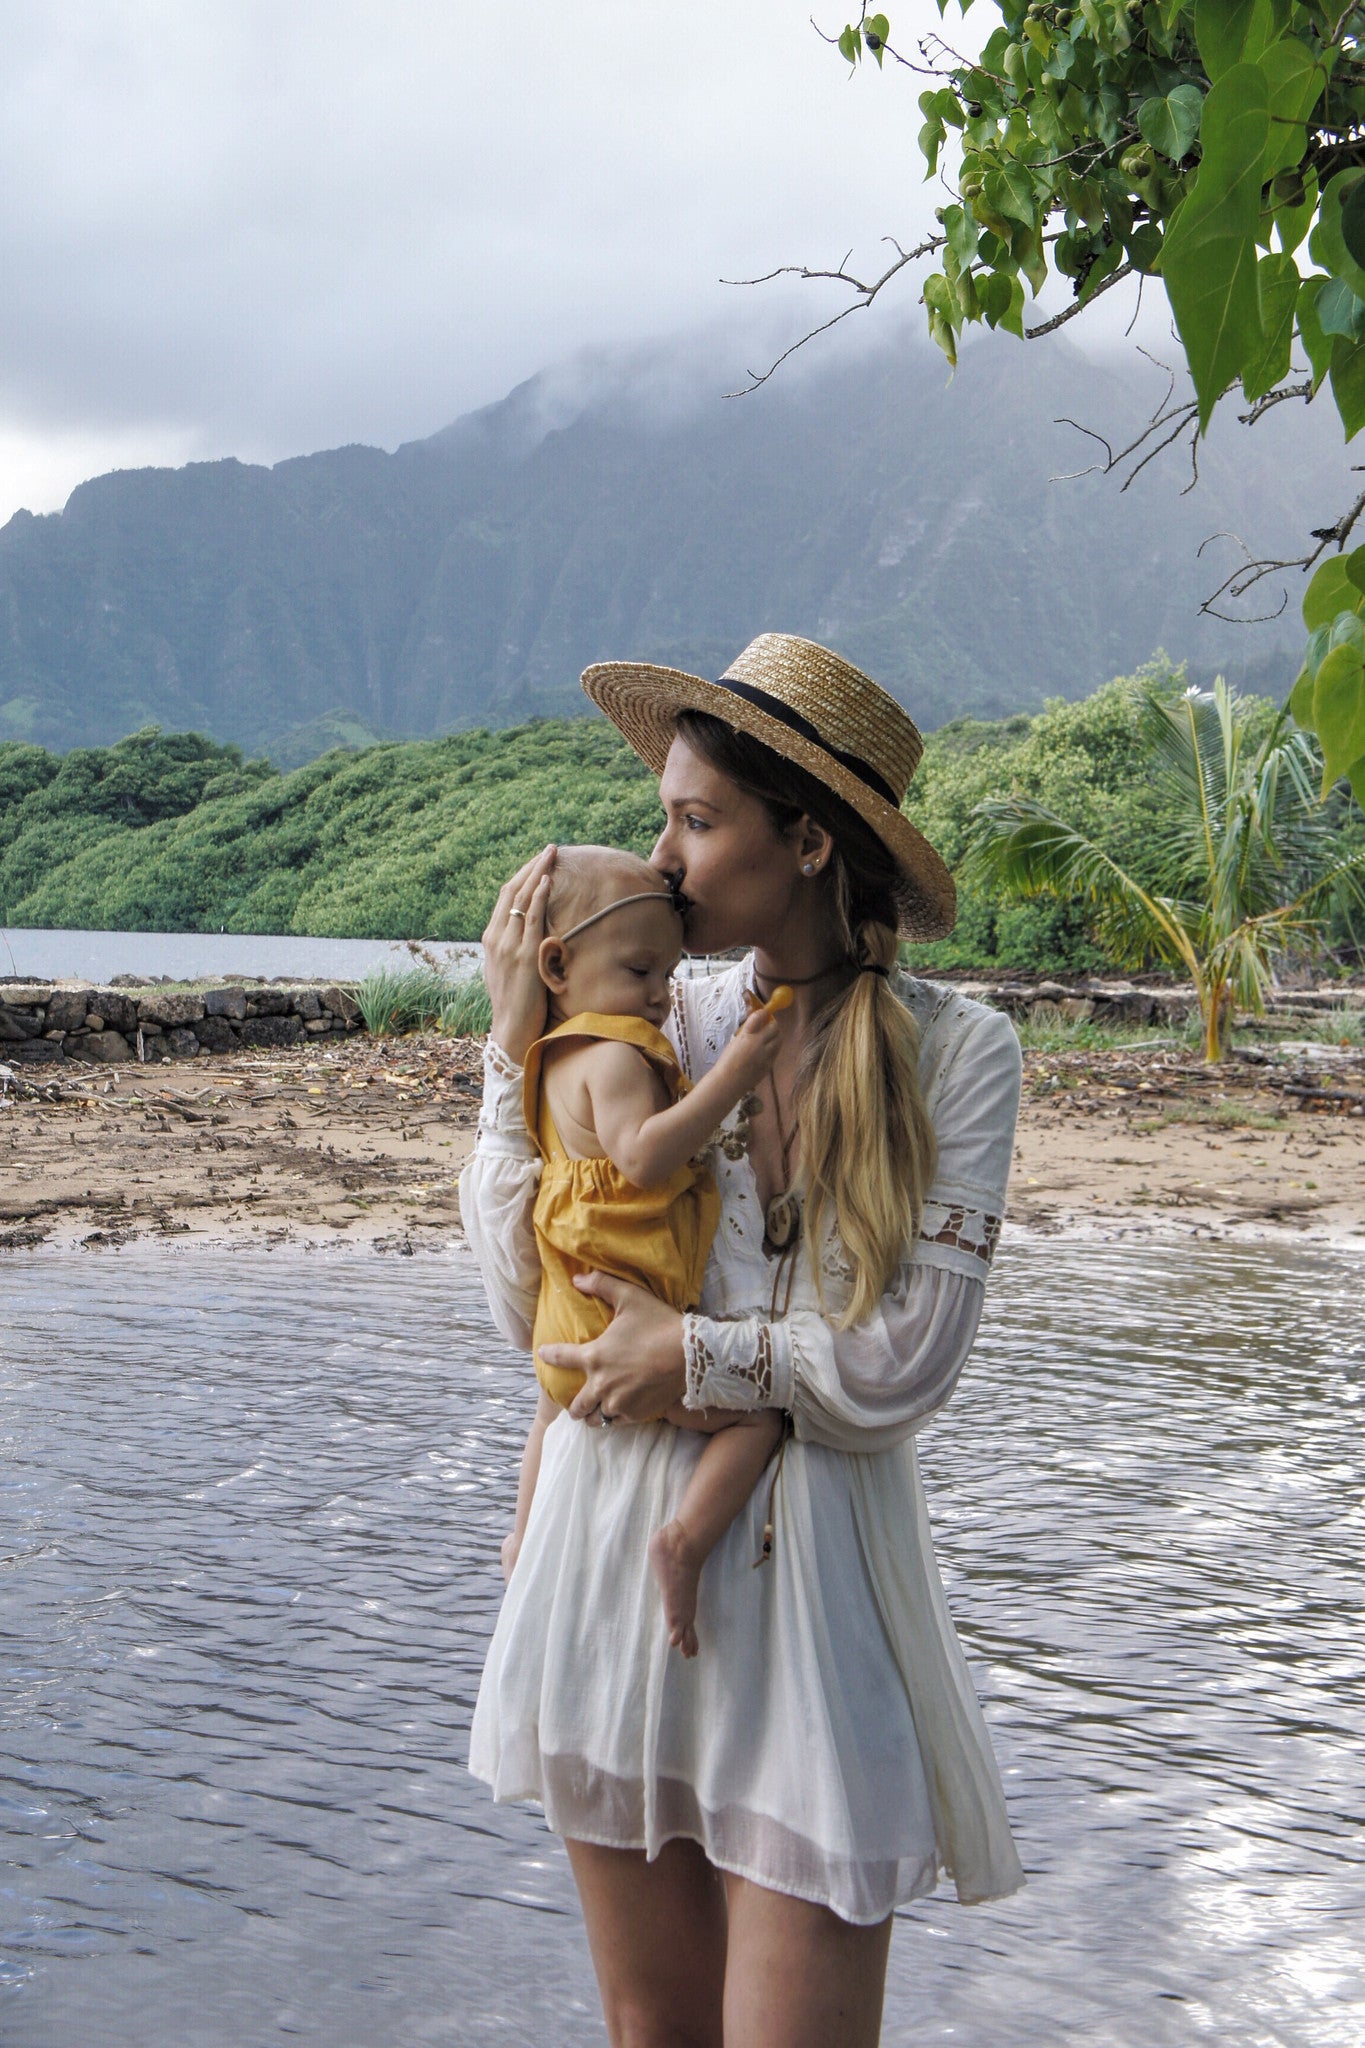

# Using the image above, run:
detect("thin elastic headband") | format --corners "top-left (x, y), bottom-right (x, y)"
top-left (552, 890), bottom-right (682, 944)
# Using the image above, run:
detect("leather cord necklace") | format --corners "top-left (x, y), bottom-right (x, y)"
top-left (762, 1071), bottom-right (801, 1258)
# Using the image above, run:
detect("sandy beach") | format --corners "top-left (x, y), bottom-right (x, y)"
top-left (3, 1030), bottom-right (1364, 1253)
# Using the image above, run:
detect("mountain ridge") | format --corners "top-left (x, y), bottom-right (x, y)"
top-left (0, 331), bottom-right (1343, 758)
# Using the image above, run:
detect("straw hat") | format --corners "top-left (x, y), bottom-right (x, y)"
top-left (581, 632), bottom-right (955, 940)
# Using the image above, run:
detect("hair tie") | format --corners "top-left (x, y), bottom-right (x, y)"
top-left (860, 964), bottom-right (890, 978)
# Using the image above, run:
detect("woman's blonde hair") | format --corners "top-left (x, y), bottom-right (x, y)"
top-left (676, 711), bottom-right (938, 1326)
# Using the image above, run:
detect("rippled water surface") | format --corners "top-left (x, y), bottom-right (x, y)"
top-left (2, 1241), bottom-right (1363, 2046)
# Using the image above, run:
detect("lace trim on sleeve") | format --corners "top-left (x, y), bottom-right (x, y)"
top-left (918, 1200), bottom-right (1002, 1268)
top-left (477, 1038), bottom-right (537, 1153)
top-left (485, 1038), bottom-right (520, 1081)
top-left (683, 1313), bottom-right (792, 1413)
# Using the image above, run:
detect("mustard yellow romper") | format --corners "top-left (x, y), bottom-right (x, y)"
top-left (523, 1013), bottom-right (721, 1414)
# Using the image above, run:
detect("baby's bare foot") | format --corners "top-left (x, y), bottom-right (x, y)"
top-left (649, 1519), bottom-right (703, 1658)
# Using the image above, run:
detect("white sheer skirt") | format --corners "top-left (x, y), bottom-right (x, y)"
top-left (469, 1410), bottom-right (1023, 1925)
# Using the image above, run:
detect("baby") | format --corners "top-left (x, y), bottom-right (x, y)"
top-left (500, 844), bottom-right (786, 1657)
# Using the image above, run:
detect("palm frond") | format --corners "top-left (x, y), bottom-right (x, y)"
top-left (967, 796), bottom-right (1200, 977)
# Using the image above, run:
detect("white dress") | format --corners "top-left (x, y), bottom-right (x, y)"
top-left (462, 961), bottom-right (1025, 1925)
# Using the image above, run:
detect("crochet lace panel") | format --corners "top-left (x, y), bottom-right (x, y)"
top-left (478, 1037), bottom-right (531, 1142)
top-left (683, 1314), bottom-right (780, 1411)
top-left (919, 1201), bottom-right (1002, 1268)
top-left (484, 1038), bottom-right (521, 1082)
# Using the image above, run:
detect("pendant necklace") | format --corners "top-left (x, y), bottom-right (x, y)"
top-left (762, 1071), bottom-right (801, 1259)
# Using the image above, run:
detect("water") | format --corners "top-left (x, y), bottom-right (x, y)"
top-left (0, 928), bottom-right (484, 985)
top-left (1, 1240), bottom-right (1362, 2046)
top-left (1, 929), bottom-right (729, 986)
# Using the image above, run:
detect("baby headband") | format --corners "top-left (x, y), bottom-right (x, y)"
top-left (552, 889), bottom-right (683, 944)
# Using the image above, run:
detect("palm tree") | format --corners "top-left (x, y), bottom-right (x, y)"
top-left (966, 680), bottom-right (1365, 1063)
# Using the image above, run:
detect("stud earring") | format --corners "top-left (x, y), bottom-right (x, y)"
top-left (803, 862), bottom-right (816, 875)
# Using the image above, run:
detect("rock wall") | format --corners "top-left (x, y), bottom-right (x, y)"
top-left (0, 981), bottom-right (362, 1065)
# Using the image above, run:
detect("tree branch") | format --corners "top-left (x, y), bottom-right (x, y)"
top-left (1024, 261), bottom-right (1134, 338)
top-left (722, 236), bottom-right (944, 396)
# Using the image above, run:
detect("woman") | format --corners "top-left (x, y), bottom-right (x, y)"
top-left (462, 634), bottom-right (1024, 2047)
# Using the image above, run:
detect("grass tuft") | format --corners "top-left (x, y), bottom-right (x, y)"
top-left (354, 964), bottom-right (453, 1037)
top-left (438, 975), bottom-right (493, 1039)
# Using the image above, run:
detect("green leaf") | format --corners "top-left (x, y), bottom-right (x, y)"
top-left (1311, 642), bottom-right (1365, 793)
top-left (982, 162), bottom-right (1037, 229)
top-left (1194, 0), bottom-right (1278, 82)
top-left (1273, 165), bottom-right (1318, 255)
top-left (1347, 551), bottom-right (1365, 597)
top-left (1241, 251), bottom-right (1299, 401)
top-left (1260, 37), bottom-right (1326, 179)
top-left (1342, 179), bottom-right (1365, 274)
top-left (1302, 556), bottom-right (1365, 631)
top-left (943, 203), bottom-right (978, 272)
top-left (1125, 221), bottom-right (1164, 274)
top-left (838, 24), bottom-right (860, 66)
top-left (1160, 65), bottom-right (1271, 429)
top-left (1289, 662), bottom-right (1316, 729)
top-left (976, 270), bottom-right (1014, 327)
top-left (1330, 332), bottom-right (1365, 440)
top-left (1330, 611), bottom-right (1365, 656)
top-left (1310, 171), bottom-right (1365, 304)
top-left (1316, 277), bottom-right (1365, 340)
top-left (1137, 83), bottom-right (1204, 162)
top-left (1297, 274), bottom-right (1333, 388)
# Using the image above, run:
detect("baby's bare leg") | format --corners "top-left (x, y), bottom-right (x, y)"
top-left (503, 1389), bottom-right (558, 1581)
top-left (649, 1410), bottom-right (785, 1658)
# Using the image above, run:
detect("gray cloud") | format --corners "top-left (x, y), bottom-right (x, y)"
top-left (0, 0), bottom-right (975, 514)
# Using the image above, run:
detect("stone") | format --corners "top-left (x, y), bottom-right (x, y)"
top-left (84, 1014), bottom-right (105, 1033)
top-left (137, 991), bottom-right (205, 1029)
top-left (167, 1027), bottom-right (202, 1058)
top-left (45, 988), bottom-right (90, 1035)
top-left (92, 990), bottom-right (138, 1036)
top-left (291, 989), bottom-right (322, 1021)
top-left (1033, 981), bottom-right (1069, 1001)
top-left (138, 1031), bottom-right (168, 1062)
top-left (194, 1015), bottom-right (238, 1053)
top-left (71, 1030), bottom-right (133, 1063)
top-left (1059, 997), bottom-right (1095, 1023)
top-left (319, 985), bottom-right (360, 1023)
top-left (204, 987), bottom-right (248, 1021)
top-left (0, 1005), bottom-right (44, 1040)
top-left (304, 1017), bottom-right (333, 1034)
top-left (239, 1014), bottom-right (304, 1048)
top-left (0, 984), bottom-right (52, 1008)
top-left (12, 1037), bottom-right (63, 1063)
top-left (245, 990), bottom-right (292, 1017)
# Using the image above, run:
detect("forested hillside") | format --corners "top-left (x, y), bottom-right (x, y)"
top-left (0, 332), bottom-right (1346, 759)
top-left (6, 676), bottom-right (1359, 970)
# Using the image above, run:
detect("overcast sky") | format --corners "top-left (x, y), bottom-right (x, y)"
top-left (0, 0), bottom-right (1046, 521)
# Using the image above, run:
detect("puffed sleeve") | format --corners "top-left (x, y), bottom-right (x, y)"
top-left (683, 999), bottom-right (1020, 1453)
top-left (457, 1039), bottom-right (542, 1353)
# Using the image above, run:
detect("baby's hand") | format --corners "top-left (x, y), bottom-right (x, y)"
top-left (714, 1003), bottom-right (783, 1093)
top-left (500, 1529), bottom-right (521, 1582)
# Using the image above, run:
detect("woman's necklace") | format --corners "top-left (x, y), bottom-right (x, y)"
top-left (762, 1071), bottom-right (801, 1259)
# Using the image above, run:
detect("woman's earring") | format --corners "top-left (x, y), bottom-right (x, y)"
top-left (803, 862), bottom-right (816, 875)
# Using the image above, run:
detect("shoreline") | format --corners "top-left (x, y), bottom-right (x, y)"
top-left (4, 1030), bottom-right (1363, 1256)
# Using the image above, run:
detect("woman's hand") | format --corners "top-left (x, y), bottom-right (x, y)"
top-left (543, 1273), bottom-right (687, 1424)
top-left (482, 845), bottom-right (556, 1065)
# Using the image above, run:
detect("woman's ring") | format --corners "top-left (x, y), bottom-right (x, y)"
top-left (598, 1410), bottom-right (615, 1428)
top-left (508, 907), bottom-right (526, 920)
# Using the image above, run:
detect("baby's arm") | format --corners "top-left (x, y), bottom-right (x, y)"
top-left (588, 1006), bottom-right (783, 1188)
top-left (502, 1387), bottom-right (558, 1581)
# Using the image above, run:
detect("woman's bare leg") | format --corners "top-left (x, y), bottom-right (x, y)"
top-left (565, 1836), bottom-right (727, 2048)
top-left (722, 1873), bottom-right (893, 2048)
